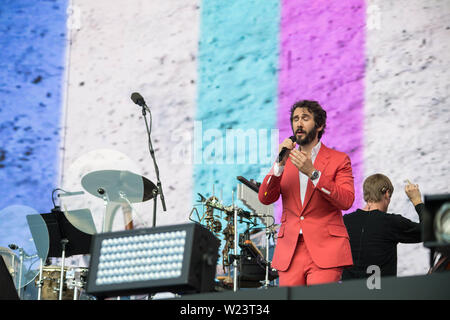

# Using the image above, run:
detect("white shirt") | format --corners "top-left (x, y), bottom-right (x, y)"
top-left (272, 141), bottom-right (322, 233)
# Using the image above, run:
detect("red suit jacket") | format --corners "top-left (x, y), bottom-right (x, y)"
top-left (258, 144), bottom-right (354, 271)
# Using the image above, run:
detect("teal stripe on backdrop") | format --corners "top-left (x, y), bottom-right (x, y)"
top-left (195, 0), bottom-right (280, 213)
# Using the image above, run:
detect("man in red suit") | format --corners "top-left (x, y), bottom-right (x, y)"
top-left (259, 100), bottom-right (354, 286)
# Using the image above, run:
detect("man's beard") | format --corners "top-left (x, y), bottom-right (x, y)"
top-left (295, 126), bottom-right (318, 146)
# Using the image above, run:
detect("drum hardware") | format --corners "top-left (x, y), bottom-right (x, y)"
top-left (81, 170), bottom-right (157, 231)
top-left (236, 225), bottom-right (278, 288)
top-left (192, 192), bottom-right (228, 271)
top-left (8, 245), bottom-right (37, 299)
top-left (34, 264), bottom-right (89, 300)
top-left (204, 197), bottom-right (223, 235)
top-left (193, 192), bottom-right (258, 276)
top-left (231, 190), bottom-right (240, 292)
top-left (65, 267), bottom-right (88, 300)
top-left (263, 224), bottom-right (279, 288)
top-left (189, 194), bottom-right (223, 238)
top-left (36, 265), bottom-right (74, 300)
top-left (17, 248), bottom-right (24, 296)
top-left (58, 239), bottom-right (69, 300)
top-left (199, 194), bottom-right (253, 220)
top-left (221, 220), bottom-right (235, 273)
top-left (27, 209), bottom-right (92, 300)
top-left (236, 176), bottom-right (278, 289)
top-left (37, 258), bottom-right (44, 300)
top-left (191, 180), bottom-right (278, 292)
top-left (29, 170), bottom-right (158, 300)
top-left (239, 238), bottom-right (278, 285)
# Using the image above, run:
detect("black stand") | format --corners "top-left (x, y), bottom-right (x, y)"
top-left (141, 105), bottom-right (167, 227)
top-left (38, 208), bottom-right (92, 258)
top-left (28, 208), bottom-right (92, 300)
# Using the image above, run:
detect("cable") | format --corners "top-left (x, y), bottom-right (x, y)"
top-left (51, 188), bottom-right (68, 208)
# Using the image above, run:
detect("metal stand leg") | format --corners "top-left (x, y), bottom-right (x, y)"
top-left (152, 189), bottom-right (158, 227)
top-left (73, 286), bottom-right (79, 300)
top-left (17, 249), bottom-right (24, 299)
top-left (101, 193), bottom-right (111, 233)
top-left (59, 239), bottom-right (68, 300)
top-left (232, 191), bottom-right (239, 292)
top-left (264, 224), bottom-right (270, 288)
top-left (37, 258), bottom-right (44, 300)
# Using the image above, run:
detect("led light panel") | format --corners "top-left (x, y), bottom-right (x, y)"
top-left (86, 223), bottom-right (219, 298)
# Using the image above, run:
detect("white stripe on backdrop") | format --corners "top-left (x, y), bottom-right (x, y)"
top-left (60, 0), bottom-right (201, 232)
top-left (364, 0), bottom-right (450, 276)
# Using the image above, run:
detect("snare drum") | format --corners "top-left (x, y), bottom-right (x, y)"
top-left (35, 266), bottom-right (74, 300)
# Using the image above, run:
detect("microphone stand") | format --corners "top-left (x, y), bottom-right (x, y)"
top-left (140, 104), bottom-right (167, 227)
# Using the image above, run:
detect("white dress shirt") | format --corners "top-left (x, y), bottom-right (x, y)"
top-left (272, 141), bottom-right (322, 233)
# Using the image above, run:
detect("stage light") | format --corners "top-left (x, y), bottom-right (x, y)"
top-left (423, 194), bottom-right (450, 256)
top-left (86, 223), bottom-right (219, 298)
top-left (435, 202), bottom-right (450, 243)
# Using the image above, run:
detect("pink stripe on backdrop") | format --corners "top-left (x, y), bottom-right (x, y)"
top-left (276, 0), bottom-right (366, 222)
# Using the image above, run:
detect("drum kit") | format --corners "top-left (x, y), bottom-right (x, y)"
top-left (1, 169), bottom-right (278, 300)
top-left (1, 169), bottom-right (159, 300)
top-left (35, 265), bottom-right (88, 300)
top-left (189, 176), bottom-right (279, 291)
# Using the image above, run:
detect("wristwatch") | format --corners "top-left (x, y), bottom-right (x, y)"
top-left (310, 170), bottom-right (320, 181)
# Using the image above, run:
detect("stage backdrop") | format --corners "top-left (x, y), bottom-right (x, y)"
top-left (0, 0), bottom-right (449, 277)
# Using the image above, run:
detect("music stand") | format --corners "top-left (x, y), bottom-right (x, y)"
top-left (27, 208), bottom-right (93, 300)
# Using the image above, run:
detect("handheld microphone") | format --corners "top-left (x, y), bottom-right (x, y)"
top-left (278, 136), bottom-right (296, 163)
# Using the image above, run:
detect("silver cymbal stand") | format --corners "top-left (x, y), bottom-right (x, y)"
top-left (58, 238), bottom-right (68, 300)
top-left (17, 248), bottom-right (24, 298)
top-left (37, 258), bottom-right (44, 300)
top-left (263, 219), bottom-right (274, 289)
top-left (66, 267), bottom-right (86, 300)
top-left (232, 190), bottom-right (239, 292)
top-left (14, 246), bottom-right (38, 299)
top-left (97, 187), bottom-right (111, 233)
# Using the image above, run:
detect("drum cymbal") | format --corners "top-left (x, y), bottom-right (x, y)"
top-left (249, 227), bottom-right (264, 235)
top-left (81, 170), bottom-right (157, 203)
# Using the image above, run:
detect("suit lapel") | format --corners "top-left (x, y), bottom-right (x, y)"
top-left (301, 144), bottom-right (330, 214)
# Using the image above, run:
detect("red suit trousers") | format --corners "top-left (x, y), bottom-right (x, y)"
top-left (278, 235), bottom-right (343, 287)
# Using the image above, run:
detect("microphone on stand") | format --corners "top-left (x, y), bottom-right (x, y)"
top-left (130, 92), bottom-right (147, 109)
top-left (130, 92), bottom-right (167, 220)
